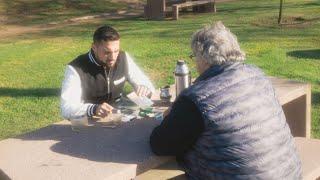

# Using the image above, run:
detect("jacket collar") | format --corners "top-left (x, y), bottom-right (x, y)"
top-left (194, 62), bottom-right (242, 83)
top-left (88, 49), bottom-right (122, 70)
top-left (88, 49), bottom-right (102, 66)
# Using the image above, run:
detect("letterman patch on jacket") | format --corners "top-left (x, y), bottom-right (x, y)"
top-left (114, 76), bottom-right (126, 85)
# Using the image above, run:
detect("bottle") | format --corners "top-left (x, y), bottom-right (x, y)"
top-left (160, 85), bottom-right (172, 103)
top-left (174, 60), bottom-right (191, 96)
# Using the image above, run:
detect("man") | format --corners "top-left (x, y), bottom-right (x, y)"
top-left (150, 22), bottom-right (302, 179)
top-left (61, 25), bottom-right (155, 120)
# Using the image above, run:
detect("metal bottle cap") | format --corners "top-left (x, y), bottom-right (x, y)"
top-left (175, 60), bottom-right (189, 76)
top-left (177, 60), bottom-right (185, 65)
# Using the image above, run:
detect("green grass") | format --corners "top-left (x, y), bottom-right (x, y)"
top-left (0, 0), bottom-right (319, 139)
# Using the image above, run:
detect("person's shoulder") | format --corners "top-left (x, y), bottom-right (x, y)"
top-left (69, 52), bottom-right (90, 67)
top-left (240, 63), bottom-right (261, 72)
top-left (228, 63), bottom-right (265, 79)
top-left (120, 51), bottom-right (128, 59)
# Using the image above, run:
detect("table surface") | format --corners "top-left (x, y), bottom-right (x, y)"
top-left (269, 77), bottom-right (310, 105)
top-left (162, 77), bottom-right (310, 105)
top-left (0, 77), bottom-right (310, 180)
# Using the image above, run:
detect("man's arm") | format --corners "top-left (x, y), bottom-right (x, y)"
top-left (125, 53), bottom-right (156, 96)
top-left (150, 96), bottom-right (204, 157)
top-left (60, 65), bottom-right (97, 120)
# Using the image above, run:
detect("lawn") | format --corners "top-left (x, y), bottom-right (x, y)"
top-left (0, 0), bottom-right (319, 140)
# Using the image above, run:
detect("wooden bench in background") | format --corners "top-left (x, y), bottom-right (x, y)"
top-left (173, 0), bottom-right (216, 20)
top-left (144, 0), bottom-right (216, 20)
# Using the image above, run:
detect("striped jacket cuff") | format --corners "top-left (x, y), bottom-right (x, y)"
top-left (87, 104), bottom-right (98, 117)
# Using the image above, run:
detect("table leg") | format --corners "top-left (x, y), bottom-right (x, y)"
top-left (213, 0), bottom-right (217, 13)
top-left (282, 87), bottom-right (311, 138)
top-left (173, 6), bottom-right (179, 20)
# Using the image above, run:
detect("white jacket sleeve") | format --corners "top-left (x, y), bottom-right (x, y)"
top-left (60, 65), bottom-right (96, 120)
top-left (125, 52), bottom-right (156, 93)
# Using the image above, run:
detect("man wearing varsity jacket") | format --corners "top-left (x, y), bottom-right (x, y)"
top-left (60, 25), bottom-right (155, 120)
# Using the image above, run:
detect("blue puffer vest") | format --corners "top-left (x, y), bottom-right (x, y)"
top-left (179, 63), bottom-right (302, 180)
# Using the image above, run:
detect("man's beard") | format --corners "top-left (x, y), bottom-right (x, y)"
top-left (97, 57), bottom-right (108, 66)
top-left (100, 58), bottom-right (116, 68)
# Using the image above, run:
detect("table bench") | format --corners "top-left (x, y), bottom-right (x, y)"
top-left (269, 77), bottom-right (311, 138)
top-left (137, 137), bottom-right (320, 180)
top-left (0, 77), bottom-right (313, 180)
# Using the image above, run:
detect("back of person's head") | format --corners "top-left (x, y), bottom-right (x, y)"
top-left (191, 21), bottom-right (245, 66)
top-left (93, 25), bottom-right (120, 43)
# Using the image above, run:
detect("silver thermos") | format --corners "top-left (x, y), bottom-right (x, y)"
top-left (174, 60), bottom-right (191, 96)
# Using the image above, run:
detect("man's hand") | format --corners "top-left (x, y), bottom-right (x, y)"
top-left (135, 85), bottom-right (152, 98)
top-left (95, 102), bottom-right (113, 118)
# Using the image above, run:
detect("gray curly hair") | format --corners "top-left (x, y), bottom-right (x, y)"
top-left (191, 21), bottom-right (245, 65)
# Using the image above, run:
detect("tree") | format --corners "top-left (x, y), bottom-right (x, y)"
top-left (278, 0), bottom-right (284, 24)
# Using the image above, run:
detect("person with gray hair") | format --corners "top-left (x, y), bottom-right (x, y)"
top-left (150, 22), bottom-right (302, 179)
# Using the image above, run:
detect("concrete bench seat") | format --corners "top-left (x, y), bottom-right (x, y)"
top-left (295, 137), bottom-right (320, 180)
top-left (137, 137), bottom-right (320, 180)
top-left (137, 161), bottom-right (186, 180)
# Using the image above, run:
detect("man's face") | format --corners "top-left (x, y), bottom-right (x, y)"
top-left (92, 40), bottom-right (120, 68)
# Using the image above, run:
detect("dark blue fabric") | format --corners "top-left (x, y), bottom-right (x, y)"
top-left (178, 63), bottom-right (302, 180)
top-left (150, 96), bottom-right (204, 158)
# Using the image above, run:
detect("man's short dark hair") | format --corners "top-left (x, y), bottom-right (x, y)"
top-left (93, 25), bottom-right (120, 43)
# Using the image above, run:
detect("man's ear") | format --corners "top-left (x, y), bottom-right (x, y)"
top-left (91, 43), bottom-right (97, 52)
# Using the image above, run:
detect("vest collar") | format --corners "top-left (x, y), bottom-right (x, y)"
top-left (88, 49), bottom-right (123, 70)
top-left (88, 49), bottom-right (102, 66)
top-left (195, 62), bottom-right (242, 83)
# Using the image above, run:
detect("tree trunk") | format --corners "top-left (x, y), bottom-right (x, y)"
top-left (278, 0), bottom-right (284, 24)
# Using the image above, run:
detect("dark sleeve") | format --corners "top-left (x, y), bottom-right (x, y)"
top-left (150, 95), bottom-right (204, 157)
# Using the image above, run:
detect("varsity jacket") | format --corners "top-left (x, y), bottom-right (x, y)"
top-left (60, 49), bottom-right (155, 120)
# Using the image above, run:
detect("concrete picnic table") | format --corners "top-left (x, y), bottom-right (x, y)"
top-left (0, 77), bottom-right (311, 180)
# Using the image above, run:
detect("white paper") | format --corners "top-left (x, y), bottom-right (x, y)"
top-left (127, 92), bottom-right (154, 107)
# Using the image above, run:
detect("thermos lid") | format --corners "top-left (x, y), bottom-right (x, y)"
top-left (175, 60), bottom-right (189, 75)
top-left (177, 60), bottom-right (185, 65)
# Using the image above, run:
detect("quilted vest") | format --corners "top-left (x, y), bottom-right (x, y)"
top-left (179, 63), bottom-right (302, 180)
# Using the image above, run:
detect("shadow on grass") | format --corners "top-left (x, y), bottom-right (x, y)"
top-left (305, 2), bottom-right (320, 6)
top-left (218, 4), bottom-right (277, 14)
top-left (287, 49), bottom-right (320, 60)
top-left (0, 88), bottom-right (60, 97)
top-left (313, 91), bottom-right (320, 106)
top-left (216, 2), bottom-right (307, 14)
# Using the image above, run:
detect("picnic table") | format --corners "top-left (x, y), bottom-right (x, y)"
top-left (0, 77), bottom-right (312, 180)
